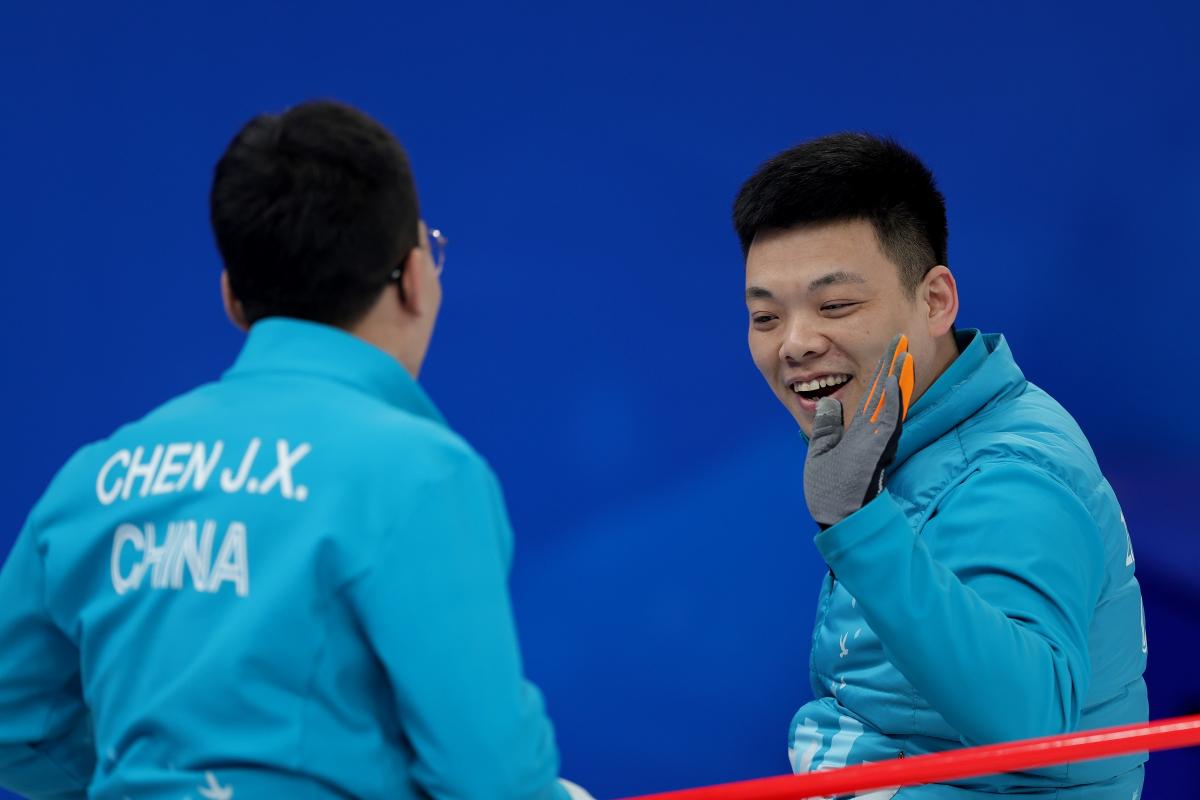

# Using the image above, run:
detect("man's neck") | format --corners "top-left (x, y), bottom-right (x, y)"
top-left (926, 330), bottom-right (963, 390)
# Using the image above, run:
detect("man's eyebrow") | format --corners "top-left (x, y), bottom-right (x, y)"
top-left (809, 270), bottom-right (867, 291)
top-left (745, 286), bottom-right (774, 301)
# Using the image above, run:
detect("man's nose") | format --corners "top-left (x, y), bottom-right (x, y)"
top-left (779, 316), bottom-right (829, 364)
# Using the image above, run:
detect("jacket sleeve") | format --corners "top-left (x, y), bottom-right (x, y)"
top-left (0, 519), bottom-right (95, 800)
top-left (813, 461), bottom-right (1105, 746)
top-left (344, 454), bottom-right (567, 800)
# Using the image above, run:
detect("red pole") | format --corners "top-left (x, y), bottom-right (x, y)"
top-left (620, 715), bottom-right (1200, 800)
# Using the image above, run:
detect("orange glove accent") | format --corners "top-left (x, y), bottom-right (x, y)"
top-left (869, 335), bottom-right (916, 423)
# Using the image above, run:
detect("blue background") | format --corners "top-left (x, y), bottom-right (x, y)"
top-left (2, 2), bottom-right (1197, 797)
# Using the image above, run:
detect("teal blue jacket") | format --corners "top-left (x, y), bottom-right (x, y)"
top-left (792, 331), bottom-right (1148, 798)
top-left (0, 319), bottom-right (567, 800)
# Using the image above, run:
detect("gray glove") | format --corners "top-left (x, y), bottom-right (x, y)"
top-left (804, 334), bottom-right (914, 529)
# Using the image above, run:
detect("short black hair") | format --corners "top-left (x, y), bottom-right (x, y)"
top-left (732, 133), bottom-right (947, 295)
top-left (210, 100), bottom-right (420, 327)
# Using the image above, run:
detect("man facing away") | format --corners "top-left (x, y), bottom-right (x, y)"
top-left (0, 100), bottom-right (590, 800)
top-left (734, 133), bottom-right (1148, 798)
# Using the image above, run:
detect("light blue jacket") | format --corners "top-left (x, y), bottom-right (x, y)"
top-left (0, 319), bottom-right (567, 800)
top-left (792, 330), bottom-right (1148, 798)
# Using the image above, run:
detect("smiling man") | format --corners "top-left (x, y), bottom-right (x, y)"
top-left (734, 133), bottom-right (1148, 798)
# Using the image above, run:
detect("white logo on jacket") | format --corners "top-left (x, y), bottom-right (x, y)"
top-left (197, 771), bottom-right (233, 800)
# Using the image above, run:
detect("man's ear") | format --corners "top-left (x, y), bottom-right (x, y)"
top-left (397, 246), bottom-right (427, 315)
top-left (922, 265), bottom-right (959, 337)
top-left (220, 270), bottom-right (250, 332)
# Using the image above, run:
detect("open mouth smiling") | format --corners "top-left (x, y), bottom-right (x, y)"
top-left (788, 374), bottom-right (855, 413)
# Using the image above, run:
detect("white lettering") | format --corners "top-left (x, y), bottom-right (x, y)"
top-left (110, 520), bottom-right (248, 597)
top-left (257, 440), bottom-right (311, 499)
top-left (97, 438), bottom-right (310, 504)
top-left (122, 445), bottom-right (164, 500)
top-left (1140, 598), bottom-right (1148, 655)
top-left (151, 443), bottom-right (192, 495)
top-left (169, 519), bottom-right (216, 590)
top-left (207, 522), bottom-right (249, 597)
top-left (220, 439), bottom-right (261, 493)
top-left (143, 524), bottom-right (171, 588)
top-left (178, 441), bottom-right (224, 492)
top-left (111, 523), bottom-right (146, 594)
top-left (96, 450), bottom-right (130, 505)
top-left (157, 521), bottom-right (190, 588)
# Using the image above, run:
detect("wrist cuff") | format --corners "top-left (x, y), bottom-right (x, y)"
top-left (813, 490), bottom-right (907, 566)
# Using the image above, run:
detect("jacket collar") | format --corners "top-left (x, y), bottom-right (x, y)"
top-left (222, 317), bottom-right (447, 426)
top-left (892, 329), bottom-right (1025, 467)
top-left (795, 329), bottom-right (1025, 465)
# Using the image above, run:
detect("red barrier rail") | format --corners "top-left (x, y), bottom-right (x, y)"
top-left (621, 714), bottom-right (1200, 800)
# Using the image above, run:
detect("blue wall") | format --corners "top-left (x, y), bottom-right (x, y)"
top-left (2, 2), bottom-right (1197, 797)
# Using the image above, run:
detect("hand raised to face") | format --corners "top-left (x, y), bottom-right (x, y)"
top-left (804, 334), bottom-right (915, 529)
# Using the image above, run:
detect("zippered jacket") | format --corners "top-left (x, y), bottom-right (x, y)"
top-left (0, 319), bottom-right (568, 800)
top-left (792, 330), bottom-right (1148, 798)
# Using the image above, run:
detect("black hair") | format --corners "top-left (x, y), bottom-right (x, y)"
top-left (732, 133), bottom-right (947, 295)
top-left (210, 99), bottom-right (420, 327)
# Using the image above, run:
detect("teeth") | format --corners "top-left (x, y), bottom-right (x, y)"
top-left (792, 374), bottom-right (851, 393)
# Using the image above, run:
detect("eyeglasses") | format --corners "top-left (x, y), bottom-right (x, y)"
top-left (390, 222), bottom-right (447, 283)
top-left (427, 226), bottom-right (447, 275)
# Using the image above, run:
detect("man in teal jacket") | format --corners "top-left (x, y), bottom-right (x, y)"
top-left (0, 101), bottom-right (589, 800)
top-left (734, 134), bottom-right (1147, 797)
